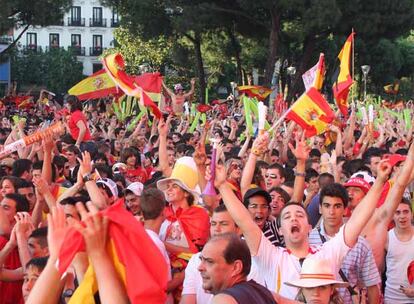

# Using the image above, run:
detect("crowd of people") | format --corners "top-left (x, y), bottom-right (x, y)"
top-left (0, 79), bottom-right (413, 304)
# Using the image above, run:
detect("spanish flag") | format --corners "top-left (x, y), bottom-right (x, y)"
top-left (286, 87), bottom-right (335, 137)
top-left (302, 53), bottom-right (325, 91)
top-left (102, 53), bottom-right (162, 118)
top-left (333, 32), bottom-right (354, 117)
top-left (68, 69), bottom-right (117, 101)
top-left (237, 85), bottom-right (272, 101)
top-left (57, 201), bottom-right (169, 304)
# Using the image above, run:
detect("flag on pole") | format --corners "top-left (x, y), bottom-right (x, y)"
top-left (333, 32), bottom-right (354, 117)
top-left (286, 87), bottom-right (335, 137)
top-left (302, 53), bottom-right (325, 91)
top-left (68, 69), bottom-right (117, 100)
top-left (102, 53), bottom-right (162, 118)
top-left (58, 201), bottom-right (169, 304)
top-left (237, 85), bottom-right (272, 101)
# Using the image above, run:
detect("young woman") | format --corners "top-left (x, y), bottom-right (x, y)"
top-left (120, 147), bottom-right (148, 184)
top-left (65, 95), bottom-right (92, 150)
top-left (285, 258), bottom-right (347, 304)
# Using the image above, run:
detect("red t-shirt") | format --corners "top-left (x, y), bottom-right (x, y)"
top-left (0, 236), bottom-right (23, 304)
top-left (68, 110), bottom-right (92, 142)
top-left (125, 167), bottom-right (148, 183)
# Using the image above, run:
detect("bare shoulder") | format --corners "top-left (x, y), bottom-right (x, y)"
top-left (211, 293), bottom-right (238, 304)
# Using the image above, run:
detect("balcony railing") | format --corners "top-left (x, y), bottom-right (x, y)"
top-left (111, 18), bottom-right (120, 27)
top-left (45, 46), bottom-right (64, 52)
top-left (49, 19), bottom-right (64, 26)
top-left (23, 45), bottom-right (42, 53)
top-left (89, 46), bottom-right (105, 56)
top-left (67, 17), bottom-right (85, 26)
top-left (89, 18), bottom-right (107, 27)
top-left (68, 46), bottom-right (85, 56)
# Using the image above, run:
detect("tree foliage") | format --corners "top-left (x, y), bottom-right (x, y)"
top-left (11, 48), bottom-right (84, 93)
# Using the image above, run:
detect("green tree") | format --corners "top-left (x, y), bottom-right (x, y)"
top-left (11, 48), bottom-right (83, 93)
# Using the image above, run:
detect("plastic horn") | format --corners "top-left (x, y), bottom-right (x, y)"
top-left (258, 101), bottom-right (268, 135)
top-left (202, 138), bottom-right (220, 196)
top-left (368, 104), bottom-right (374, 134)
top-left (0, 122), bottom-right (64, 158)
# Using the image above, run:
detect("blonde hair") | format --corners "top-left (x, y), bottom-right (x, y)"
top-left (296, 287), bottom-right (344, 304)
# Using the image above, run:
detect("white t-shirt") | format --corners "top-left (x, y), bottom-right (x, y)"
top-left (146, 229), bottom-right (174, 304)
top-left (182, 251), bottom-right (264, 304)
top-left (253, 225), bottom-right (350, 299)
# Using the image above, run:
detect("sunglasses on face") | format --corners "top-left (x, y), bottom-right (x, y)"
top-left (231, 164), bottom-right (242, 170)
top-left (265, 174), bottom-right (278, 179)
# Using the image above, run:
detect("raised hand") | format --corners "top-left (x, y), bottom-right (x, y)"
top-left (288, 132), bottom-right (310, 161)
top-left (206, 162), bottom-right (227, 189)
top-left (157, 118), bottom-right (169, 137)
top-left (376, 160), bottom-right (392, 183)
top-left (77, 151), bottom-right (93, 177)
top-left (47, 206), bottom-right (68, 259)
top-left (14, 212), bottom-right (35, 240)
top-left (252, 132), bottom-right (269, 154)
top-left (70, 202), bottom-right (109, 258)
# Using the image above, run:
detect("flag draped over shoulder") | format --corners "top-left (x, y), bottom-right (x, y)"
top-left (286, 87), bottom-right (335, 137)
top-left (302, 53), bottom-right (325, 91)
top-left (333, 32), bottom-right (354, 117)
top-left (102, 53), bottom-right (162, 119)
top-left (68, 69), bottom-right (117, 101)
top-left (57, 201), bottom-right (169, 304)
top-left (237, 85), bottom-right (272, 101)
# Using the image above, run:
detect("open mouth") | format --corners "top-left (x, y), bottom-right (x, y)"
top-left (291, 224), bottom-right (300, 234)
top-left (254, 215), bottom-right (265, 224)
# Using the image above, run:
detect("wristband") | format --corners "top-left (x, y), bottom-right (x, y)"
top-left (82, 173), bottom-right (93, 183)
top-left (294, 171), bottom-right (306, 177)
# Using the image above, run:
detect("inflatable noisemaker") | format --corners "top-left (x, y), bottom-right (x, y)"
top-left (202, 138), bottom-right (220, 196)
top-left (361, 106), bottom-right (368, 126)
top-left (368, 104), bottom-right (374, 133)
top-left (258, 101), bottom-right (268, 135)
top-left (0, 122), bottom-right (64, 158)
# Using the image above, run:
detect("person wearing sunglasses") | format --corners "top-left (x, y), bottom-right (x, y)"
top-left (225, 159), bottom-right (243, 201)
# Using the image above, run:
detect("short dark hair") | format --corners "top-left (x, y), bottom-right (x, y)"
top-left (140, 188), bottom-right (166, 220)
top-left (319, 183), bottom-right (349, 208)
top-left (17, 179), bottom-right (34, 191)
top-left (278, 202), bottom-right (310, 227)
top-left (267, 163), bottom-right (285, 179)
top-left (29, 227), bottom-right (48, 248)
top-left (399, 197), bottom-right (412, 212)
top-left (362, 147), bottom-right (384, 165)
top-left (268, 186), bottom-right (291, 203)
top-left (318, 173), bottom-right (334, 187)
top-left (12, 159), bottom-right (32, 178)
top-left (26, 257), bottom-right (48, 271)
top-left (305, 168), bottom-right (319, 182)
top-left (213, 204), bottom-right (228, 214)
top-left (5, 193), bottom-right (30, 212)
top-left (210, 233), bottom-right (251, 277)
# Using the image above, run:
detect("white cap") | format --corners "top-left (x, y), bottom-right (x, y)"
top-left (96, 178), bottom-right (118, 198)
top-left (125, 182), bottom-right (144, 196)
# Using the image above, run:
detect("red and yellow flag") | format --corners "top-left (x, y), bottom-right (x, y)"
top-left (302, 53), bottom-right (325, 91)
top-left (333, 32), bottom-right (354, 117)
top-left (58, 201), bottom-right (169, 304)
top-left (286, 87), bottom-right (335, 137)
top-left (68, 69), bottom-right (117, 100)
top-left (102, 53), bottom-right (162, 118)
top-left (237, 85), bottom-right (272, 101)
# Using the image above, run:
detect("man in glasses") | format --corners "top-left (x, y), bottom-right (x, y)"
top-left (264, 164), bottom-right (285, 191)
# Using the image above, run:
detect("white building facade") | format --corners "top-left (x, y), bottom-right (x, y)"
top-left (13, 0), bottom-right (119, 75)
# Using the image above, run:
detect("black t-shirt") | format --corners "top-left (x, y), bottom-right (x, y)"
top-left (220, 280), bottom-right (277, 304)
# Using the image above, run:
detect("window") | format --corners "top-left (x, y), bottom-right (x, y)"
top-left (93, 7), bottom-right (103, 23)
top-left (49, 33), bottom-right (59, 48)
top-left (71, 6), bottom-right (81, 21)
top-left (111, 8), bottom-right (119, 27)
top-left (93, 63), bottom-right (103, 74)
top-left (93, 35), bottom-right (102, 48)
top-left (71, 34), bottom-right (81, 47)
top-left (26, 33), bottom-right (37, 48)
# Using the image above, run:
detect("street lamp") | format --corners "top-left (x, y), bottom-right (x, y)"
top-left (361, 65), bottom-right (370, 102)
top-left (286, 66), bottom-right (296, 100)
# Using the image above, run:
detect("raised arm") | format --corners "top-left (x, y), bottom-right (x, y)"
top-left (162, 80), bottom-right (174, 97)
top-left (183, 78), bottom-right (196, 98)
top-left (289, 132), bottom-right (310, 203)
top-left (214, 163), bottom-right (262, 255)
top-left (344, 161), bottom-right (391, 247)
top-left (158, 117), bottom-right (173, 177)
top-left (240, 134), bottom-right (269, 196)
top-left (376, 142), bottom-right (414, 224)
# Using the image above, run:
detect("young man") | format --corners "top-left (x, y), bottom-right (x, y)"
top-left (140, 188), bottom-right (173, 304)
top-left (384, 200), bottom-right (414, 303)
top-left (123, 182), bottom-right (144, 218)
top-left (308, 183), bottom-right (380, 304)
top-left (22, 257), bottom-right (48, 302)
top-left (215, 133), bottom-right (392, 299)
top-left (198, 233), bottom-right (277, 304)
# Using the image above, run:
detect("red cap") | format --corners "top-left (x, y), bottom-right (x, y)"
top-left (383, 154), bottom-right (406, 167)
top-left (344, 178), bottom-right (371, 193)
